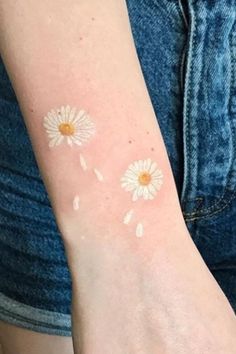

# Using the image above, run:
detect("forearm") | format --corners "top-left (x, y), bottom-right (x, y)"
top-left (0, 0), bottom-right (185, 250)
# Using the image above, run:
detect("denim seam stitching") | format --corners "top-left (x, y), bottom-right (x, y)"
top-left (182, 197), bottom-right (204, 213)
top-left (184, 188), bottom-right (236, 221)
top-left (182, 4), bottom-right (236, 218)
top-left (151, 0), bottom-right (184, 33)
top-left (177, 0), bottom-right (188, 28)
top-left (180, 0), bottom-right (197, 205)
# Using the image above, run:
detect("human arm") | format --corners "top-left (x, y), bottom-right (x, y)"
top-left (0, 1), bottom-right (236, 353)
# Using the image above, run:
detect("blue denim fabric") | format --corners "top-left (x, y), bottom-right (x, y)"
top-left (0, 0), bottom-right (236, 336)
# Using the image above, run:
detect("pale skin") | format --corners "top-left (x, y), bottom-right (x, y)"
top-left (0, 1), bottom-right (236, 354)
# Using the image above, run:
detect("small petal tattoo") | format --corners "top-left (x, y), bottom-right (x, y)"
top-left (123, 209), bottom-right (134, 225)
top-left (43, 105), bottom-right (95, 147)
top-left (136, 223), bottom-right (144, 238)
top-left (93, 168), bottom-right (104, 182)
top-left (73, 195), bottom-right (80, 211)
top-left (80, 153), bottom-right (88, 171)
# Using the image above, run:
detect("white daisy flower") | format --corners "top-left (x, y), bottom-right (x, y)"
top-left (121, 158), bottom-right (163, 201)
top-left (43, 105), bottom-right (95, 147)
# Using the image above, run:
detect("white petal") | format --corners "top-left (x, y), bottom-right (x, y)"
top-left (67, 136), bottom-right (73, 146)
top-left (120, 179), bottom-right (133, 187)
top-left (143, 158), bottom-right (152, 170)
top-left (146, 158), bottom-right (152, 170)
top-left (138, 160), bottom-right (144, 170)
top-left (121, 176), bottom-right (139, 186)
top-left (68, 106), bottom-right (76, 122)
top-left (65, 105), bottom-right (71, 121)
top-left (44, 125), bottom-right (59, 132)
top-left (77, 128), bottom-right (95, 138)
top-left (48, 110), bottom-right (57, 120)
top-left (55, 135), bottom-right (64, 146)
top-left (71, 137), bottom-right (82, 146)
top-left (94, 168), bottom-right (104, 182)
top-left (123, 209), bottom-right (134, 225)
top-left (128, 163), bottom-right (140, 174)
top-left (149, 162), bottom-right (157, 174)
top-left (47, 132), bottom-right (59, 138)
top-left (143, 187), bottom-right (150, 200)
top-left (54, 112), bottom-right (63, 124)
top-left (75, 131), bottom-right (94, 140)
top-left (77, 110), bottom-right (86, 119)
top-left (73, 112), bottom-right (88, 126)
top-left (138, 186), bottom-right (144, 197)
top-left (152, 178), bottom-right (163, 190)
top-left (148, 183), bottom-right (157, 196)
top-left (123, 176), bottom-right (139, 186)
top-left (73, 195), bottom-right (80, 211)
top-left (136, 223), bottom-right (144, 237)
top-left (151, 178), bottom-right (164, 186)
top-left (49, 135), bottom-right (63, 148)
top-left (134, 161), bottom-right (140, 171)
top-left (121, 183), bottom-right (137, 191)
top-left (60, 106), bottom-right (66, 119)
top-left (125, 170), bottom-right (138, 178)
top-left (51, 109), bottom-right (58, 118)
top-left (77, 115), bottom-right (92, 125)
top-left (152, 169), bottom-right (163, 178)
top-left (80, 153), bottom-right (88, 171)
top-left (44, 117), bottom-right (57, 128)
top-left (156, 181), bottom-right (164, 190)
top-left (132, 188), bottom-right (139, 201)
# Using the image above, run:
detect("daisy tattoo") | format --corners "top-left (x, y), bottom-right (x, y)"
top-left (43, 105), bottom-right (95, 147)
top-left (121, 158), bottom-right (163, 201)
top-left (121, 158), bottom-right (163, 237)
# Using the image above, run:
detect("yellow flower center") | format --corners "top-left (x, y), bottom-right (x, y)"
top-left (138, 171), bottom-right (152, 186)
top-left (58, 123), bottom-right (75, 136)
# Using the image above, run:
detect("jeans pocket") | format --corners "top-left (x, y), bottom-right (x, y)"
top-left (180, 1), bottom-right (236, 221)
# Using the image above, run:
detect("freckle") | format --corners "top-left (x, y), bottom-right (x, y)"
top-left (146, 131), bottom-right (150, 135)
top-left (151, 147), bottom-right (155, 151)
top-left (30, 109), bottom-right (34, 112)
top-left (91, 17), bottom-right (95, 21)
top-left (79, 36), bottom-right (83, 41)
top-left (128, 140), bottom-right (132, 144)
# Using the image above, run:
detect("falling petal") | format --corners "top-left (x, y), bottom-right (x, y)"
top-left (123, 209), bottom-right (134, 225)
top-left (73, 195), bottom-right (80, 211)
top-left (136, 223), bottom-right (144, 237)
top-left (132, 189), bottom-right (139, 201)
top-left (94, 168), bottom-right (104, 182)
top-left (80, 153), bottom-right (88, 171)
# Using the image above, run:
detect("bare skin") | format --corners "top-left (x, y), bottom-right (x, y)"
top-left (0, 322), bottom-right (73, 354)
top-left (0, 1), bottom-right (235, 353)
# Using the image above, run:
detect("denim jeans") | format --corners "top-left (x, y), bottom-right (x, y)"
top-left (0, 0), bottom-right (235, 336)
